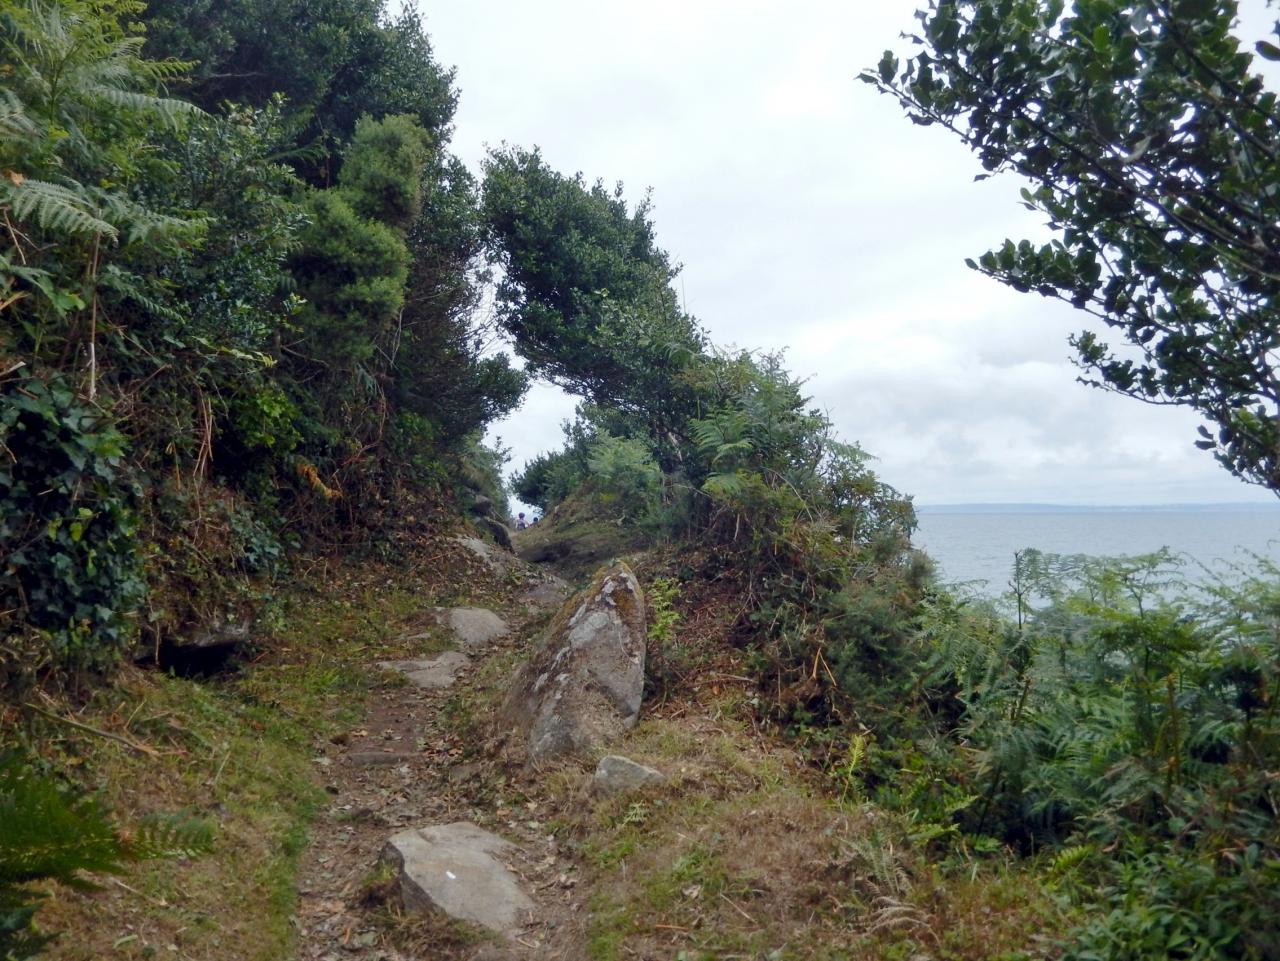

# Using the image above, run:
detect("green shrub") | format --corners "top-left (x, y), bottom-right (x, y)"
top-left (588, 434), bottom-right (662, 524)
top-left (0, 375), bottom-right (143, 682)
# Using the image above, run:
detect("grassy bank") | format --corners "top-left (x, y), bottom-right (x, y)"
top-left (13, 547), bottom-right (466, 961)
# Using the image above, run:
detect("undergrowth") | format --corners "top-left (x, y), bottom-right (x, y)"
top-left (5, 546), bottom-right (462, 960)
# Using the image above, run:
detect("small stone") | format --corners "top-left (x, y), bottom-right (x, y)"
top-left (592, 755), bottom-right (666, 796)
top-left (431, 608), bottom-right (509, 649)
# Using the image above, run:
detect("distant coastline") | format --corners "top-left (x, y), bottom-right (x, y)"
top-left (916, 502), bottom-right (1280, 514)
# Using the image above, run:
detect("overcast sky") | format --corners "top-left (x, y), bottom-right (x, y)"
top-left (419, 1), bottom-right (1279, 507)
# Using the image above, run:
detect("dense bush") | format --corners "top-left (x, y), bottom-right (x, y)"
top-left (0, 375), bottom-right (143, 684)
top-left (907, 552), bottom-right (1280, 959)
top-left (1, 0), bottom-right (525, 683)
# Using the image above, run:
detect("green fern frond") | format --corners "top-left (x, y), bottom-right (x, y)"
top-left (82, 84), bottom-right (198, 127)
top-left (124, 815), bottom-right (216, 862)
top-left (0, 90), bottom-right (37, 143)
top-left (0, 762), bottom-right (123, 886)
top-left (703, 470), bottom-right (746, 500)
top-left (1049, 843), bottom-right (1094, 877)
top-left (0, 756), bottom-right (215, 959)
top-left (0, 176), bottom-right (117, 239)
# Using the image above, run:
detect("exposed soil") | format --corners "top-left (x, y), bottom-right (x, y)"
top-left (291, 546), bottom-right (591, 961)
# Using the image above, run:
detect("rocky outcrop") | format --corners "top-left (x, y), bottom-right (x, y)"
top-left (455, 535), bottom-right (518, 575)
top-left (502, 563), bottom-right (646, 764)
top-left (382, 822), bottom-right (534, 936)
top-left (477, 516), bottom-right (514, 551)
top-left (151, 617), bottom-right (252, 675)
top-left (593, 755), bottom-right (666, 796)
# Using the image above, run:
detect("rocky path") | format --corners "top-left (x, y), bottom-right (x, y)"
top-left (289, 538), bottom-right (588, 961)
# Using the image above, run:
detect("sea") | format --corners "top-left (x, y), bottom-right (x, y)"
top-left (912, 504), bottom-right (1280, 595)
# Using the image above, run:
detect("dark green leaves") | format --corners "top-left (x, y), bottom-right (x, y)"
top-left (868, 0), bottom-right (1280, 493)
top-left (481, 146), bottom-right (704, 424)
top-left (0, 375), bottom-right (143, 677)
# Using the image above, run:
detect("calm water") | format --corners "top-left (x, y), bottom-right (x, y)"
top-left (913, 507), bottom-right (1280, 593)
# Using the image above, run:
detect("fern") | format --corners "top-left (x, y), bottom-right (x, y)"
top-left (0, 90), bottom-right (37, 143)
top-left (1049, 843), bottom-right (1095, 878)
top-left (702, 470), bottom-right (746, 500)
top-left (0, 763), bottom-right (125, 888)
top-left (0, 755), bottom-right (214, 959)
top-left (0, 177), bottom-right (117, 239)
top-left (124, 815), bottom-right (216, 862)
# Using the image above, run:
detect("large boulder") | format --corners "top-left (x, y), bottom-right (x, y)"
top-left (382, 823), bottom-right (534, 936)
top-left (502, 563), bottom-right (646, 764)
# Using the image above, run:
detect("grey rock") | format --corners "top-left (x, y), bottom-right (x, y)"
top-left (431, 608), bottom-right (509, 650)
top-left (477, 516), bottom-right (513, 551)
top-left (382, 822), bottom-right (534, 936)
top-left (455, 536), bottom-right (518, 575)
top-left (520, 576), bottom-right (571, 610)
top-left (593, 755), bottom-right (666, 796)
top-left (188, 618), bottom-right (252, 649)
top-left (349, 751), bottom-right (417, 767)
top-left (503, 563), bottom-right (647, 764)
top-left (379, 651), bottom-right (470, 689)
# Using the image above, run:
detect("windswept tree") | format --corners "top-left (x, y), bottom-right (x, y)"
top-left (481, 146), bottom-right (706, 437)
top-left (865, 0), bottom-right (1280, 492)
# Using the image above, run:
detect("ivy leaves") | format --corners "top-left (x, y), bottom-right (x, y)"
top-left (0, 375), bottom-right (142, 677)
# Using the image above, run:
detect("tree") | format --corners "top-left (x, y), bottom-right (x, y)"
top-left (864, 0), bottom-right (1280, 492)
top-left (481, 146), bottom-right (706, 431)
top-left (140, 0), bottom-right (457, 183)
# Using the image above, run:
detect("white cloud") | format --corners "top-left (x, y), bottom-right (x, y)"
top-left (412, 0), bottom-right (1280, 506)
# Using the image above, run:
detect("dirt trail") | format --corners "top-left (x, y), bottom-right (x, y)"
top-left (291, 542), bottom-right (589, 961)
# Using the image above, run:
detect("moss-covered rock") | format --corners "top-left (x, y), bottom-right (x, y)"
top-left (501, 562), bottom-right (647, 764)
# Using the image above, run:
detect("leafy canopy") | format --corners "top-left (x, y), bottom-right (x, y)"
top-left (864, 0), bottom-right (1280, 493)
top-left (482, 146), bottom-right (705, 424)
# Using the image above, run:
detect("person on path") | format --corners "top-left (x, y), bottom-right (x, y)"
top-left (516, 512), bottom-right (528, 530)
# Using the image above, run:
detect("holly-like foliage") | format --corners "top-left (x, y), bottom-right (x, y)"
top-left (864, 0), bottom-right (1280, 493)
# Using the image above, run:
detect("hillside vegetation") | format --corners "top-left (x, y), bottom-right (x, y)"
top-left (3, 2), bottom-right (1280, 960)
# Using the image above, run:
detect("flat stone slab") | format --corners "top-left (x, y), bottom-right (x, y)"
top-left (520, 577), bottom-right (571, 609)
top-left (593, 755), bottom-right (666, 796)
top-left (349, 751), bottom-right (416, 767)
top-left (382, 822), bottom-right (534, 936)
top-left (432, 607), bottom-right (509, 649)
top-left (379, 651), bottom-right (470, 689)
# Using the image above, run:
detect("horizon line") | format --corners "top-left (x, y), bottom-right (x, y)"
top-left (916, 500), bottom-right (1280, 510)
